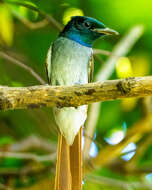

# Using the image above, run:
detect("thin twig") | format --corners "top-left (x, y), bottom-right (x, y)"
top-left (9, 135), bottom-right (57, 152)
top-left (19, 19), bottom-right (49, 30)
top-left (86, 175), bottom-right (150, 189)
top-left (0, 183), bottom-right (12, 190)
top-left (5, 0), bottom-right (63, 31)
top-left (0, 50), bottom-right (46, 84)
top-left (12, 10), bottom-right (49, 29)
top-left (5, 1), bottom-right (49, 30)
top-left (93, 48), bottom-right (111, 56)
top-left (0, 151), bottom-right (56, 162)
top-left (83, 102), bottom-right (100, 160)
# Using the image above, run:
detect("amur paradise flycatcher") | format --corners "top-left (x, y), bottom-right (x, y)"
top-left (46, 16), bottom-right (118, 190)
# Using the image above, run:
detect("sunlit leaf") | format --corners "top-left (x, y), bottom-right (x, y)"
top-left (121, 98), bottom-right (138, 112)
top-left (116, 57), bottom-right (133, 78)
top-left (0, 5), bottom-right (14, 46)
top-left (0, 158), bottom-right (24, 168)
top-left (84, 182), bottom-right (101, 190)
top-left (11, 81), bottom-right (23, 87)
top-left (0, 136), bottom-right (14, 146)
top-left (18, 1), bottom-right (38, 21)
top-left (62, 7), bottom-right (84, 25)
top-left (132, 55), bottom-right (150, 76)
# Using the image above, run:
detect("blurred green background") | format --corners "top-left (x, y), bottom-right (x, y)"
top-left (0, 0), bottom-right (152, 189)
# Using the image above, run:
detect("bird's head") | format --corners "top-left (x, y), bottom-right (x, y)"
top-left (60, 16), bottom-right (118, 47)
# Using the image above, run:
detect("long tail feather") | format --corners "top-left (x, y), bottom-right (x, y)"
top-left (55, 132), bottom-right (72, 190)
top-left (70, 127), bottom-right (82, 190)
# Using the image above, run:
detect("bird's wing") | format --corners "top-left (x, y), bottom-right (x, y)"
top-left (88, 51), bottom-right (94, 83)
top-left (46, 44), bottom-right (52, 84)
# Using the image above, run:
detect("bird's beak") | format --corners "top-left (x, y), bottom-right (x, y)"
top-left (93, 27), bottom-right (119, 35)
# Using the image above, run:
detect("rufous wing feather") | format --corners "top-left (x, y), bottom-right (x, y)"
top-left (88, 52), bottom-right (94, 83)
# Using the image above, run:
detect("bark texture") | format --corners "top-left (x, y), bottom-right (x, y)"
top-left (0, 76), bottom-right (152, 111)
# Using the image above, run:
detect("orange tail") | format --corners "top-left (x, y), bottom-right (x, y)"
top-left (70, 127), bottom-right (82, 190)
top-left (55, 132), bottom-right (72, 190)
top-left (55, 128), bottom-right (82, 190)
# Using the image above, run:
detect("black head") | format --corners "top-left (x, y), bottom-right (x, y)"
top-left (60, 16), bottom-right (118, 47)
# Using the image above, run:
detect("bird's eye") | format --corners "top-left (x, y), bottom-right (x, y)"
top-left (84, 22), bottom-right (91, 28)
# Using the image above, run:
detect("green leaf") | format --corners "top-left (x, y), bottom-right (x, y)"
top-left (0, 4), bottom-right (14, 46)
top-left (11, 81), bottom-right (23, 87)
top-left (0, 158), bottom-right (24, 168)
top-left (0, 136), bottom-right (15, 146)
top-left (18, 1), bottom-right (38, 21)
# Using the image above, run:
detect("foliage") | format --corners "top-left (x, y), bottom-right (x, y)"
top-left (0, 0), bottom-right (152, 189)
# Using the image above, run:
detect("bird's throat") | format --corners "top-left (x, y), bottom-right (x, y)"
top-left (60, 31), bottom-right (93, 48)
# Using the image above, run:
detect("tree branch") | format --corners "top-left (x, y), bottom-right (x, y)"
top-left (0, 50), bottom-right (46, 84)
top-left (0, 76), bottom-right (152, 111)
top-left (13, 12), bottom-right (49, 30)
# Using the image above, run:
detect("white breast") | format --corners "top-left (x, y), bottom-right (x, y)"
top-left (51, 37), bottom-right (92, 145)
top-left (51, 37), bottom-right (92, 86)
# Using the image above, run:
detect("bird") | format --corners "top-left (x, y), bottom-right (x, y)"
top-left (46, 16), bottom-right (118, 190)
